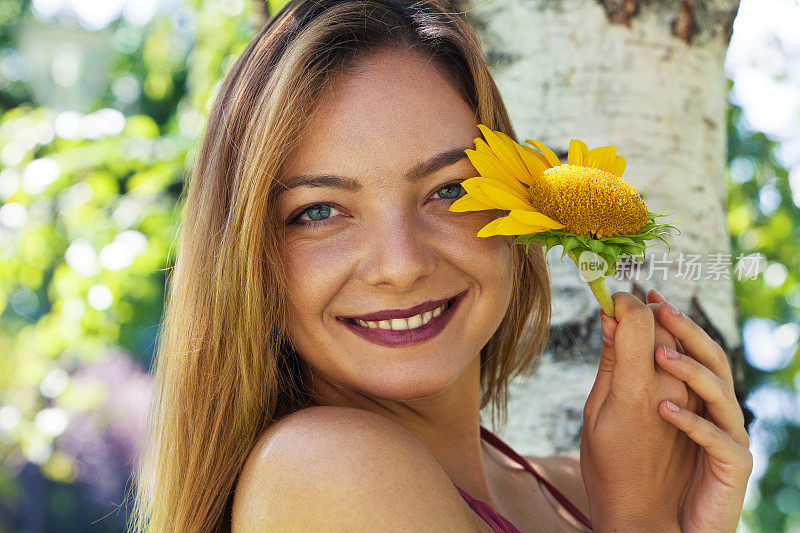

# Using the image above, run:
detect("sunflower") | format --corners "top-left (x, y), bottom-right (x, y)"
top-left (450, 124), bottom-right (678, 318)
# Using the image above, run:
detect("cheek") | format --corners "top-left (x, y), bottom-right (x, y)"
top-left (475, 237), bottom-right (515, 314)
top-left (280, 237), bottom-right (360, 328)
top-left (434, 212), bottom-right (515, 288)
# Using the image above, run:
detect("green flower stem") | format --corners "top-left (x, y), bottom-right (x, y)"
top-left (588, 276), bottom-right (615, 319)
top-left (567, 250), bottom-right (615, 318)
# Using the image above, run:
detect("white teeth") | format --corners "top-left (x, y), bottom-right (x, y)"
top-left (354, 301), bottom-right (450, 330)
top-left (390, 318), bottom-right (409, 330)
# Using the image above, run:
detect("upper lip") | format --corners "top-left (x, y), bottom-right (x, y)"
top-left (341, 289), bottom-right (467, 322)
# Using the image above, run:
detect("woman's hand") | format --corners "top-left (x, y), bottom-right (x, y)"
top-left (581, 290), bottom-right (697, 531)
top-left (645, 289), bottom-right (752, 532)
top-left (581, 289), bottom-right (752, 533)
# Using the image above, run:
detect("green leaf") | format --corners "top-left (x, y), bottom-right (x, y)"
top-left (621, 244), bottom-right (644, 255)
top-left (587, 239), bottom-right (605, 253)
top-left (602, 236), bottom-right (636, 245)
top-left (605, 243), bottom-right (621, 257)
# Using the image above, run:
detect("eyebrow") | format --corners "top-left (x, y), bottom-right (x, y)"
top-left (276, 146), bottom-right (473, 194)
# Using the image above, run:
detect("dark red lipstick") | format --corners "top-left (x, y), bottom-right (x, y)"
top-left (337, 289), bottom-right (469, 348)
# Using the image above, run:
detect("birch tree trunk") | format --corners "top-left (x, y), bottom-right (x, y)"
top-left (463, 0), bottom-right (750, 455)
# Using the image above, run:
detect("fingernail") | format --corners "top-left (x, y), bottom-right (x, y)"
top-left (665, 302), bottom-right (681, 316)
top-left (664, 346), bottom-right (679, 359)
top-left (665, 401), bottom-right (680, 413)
top-left (650, 289), bottom-right (665, 302)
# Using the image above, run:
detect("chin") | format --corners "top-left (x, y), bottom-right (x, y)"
top-left (351, 356), bottom-right (468, 402)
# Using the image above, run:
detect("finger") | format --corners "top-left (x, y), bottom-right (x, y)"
top-left (658, 400), bottom-right (754, 480)
top-left (588, 313), bottom-right (617, 413)
top-left (647, 291), bottom-right (685, 352)
top-left (604, 302), bottom-right (681, 351)
top-left (655, 301), bottom-right (735, 390)
top-left (600, 312), bottom-right (616, 346)
top-left (588, 308), bottom-right (622, 418)
top-left (609, 292), bottom-right (656, 387)
top-left (686, 381), bottom-right (704, 416)
top-left (605, 301), bottom-right (685, 377)
top-left (655, 345), bottom-right (749, 447)
top-left (599, 307), bottom-right (617, 325)
top-left (646, 288), bottom-right (665, 304)
top-left (647, 302), bottom-right (682, 381)
top-left (648, 303), bottom-right (677, 352)
top-left (604, 304), bottom-right (683, 394)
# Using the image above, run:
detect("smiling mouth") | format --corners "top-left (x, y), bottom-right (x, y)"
top-left (346, 300), bottom-right (450, 328)
top-left (342, 291), bottom-right (466, 330)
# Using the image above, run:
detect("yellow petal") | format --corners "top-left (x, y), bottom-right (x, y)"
top-left (507, 208), bottom-right (565, 229)
top-left (459, 178), bottom-right (512, 210)
top-left (567, 139), bottom-right (589, 166)
top-left (473, 137), bottom-right (492, 154)
top-left (513, 144), bottom-right (548, 185)
top-left (448, 194), bottom-right (494, 212)
top-left (465, 148), bottom-right (529, 198)
top-left (461, 177), bottom-right (533, 211)
top-left (609, 155), bottom-right (626, 176)
top-left (475, 216), bottom-right (512, 237)
top-left (476, 125), bottom-right (530, 181)
top-left (525, 139), bottom-right (561, 168)
top-left (584, 146), bottom-right (618, 173)
top-left (476, 214), bottom-right (554, 237)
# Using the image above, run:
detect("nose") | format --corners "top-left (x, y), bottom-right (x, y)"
top-left (361, 210), bottom-right (436, 292)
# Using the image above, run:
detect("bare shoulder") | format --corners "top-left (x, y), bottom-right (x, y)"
top-left (232, 406), bottom-right (485, 532)
top-left (523, 453), bottom-right (591, 521)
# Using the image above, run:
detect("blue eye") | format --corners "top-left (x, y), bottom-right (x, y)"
top-left (433, 181), bottom-right (466, 200)
top-left (287, 180), bottom-right (466, 229)
top-left (288, 203), bottom-right (342, 228)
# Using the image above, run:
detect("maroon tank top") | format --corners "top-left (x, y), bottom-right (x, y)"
top-left (453, 426), bottom-right (593, 532)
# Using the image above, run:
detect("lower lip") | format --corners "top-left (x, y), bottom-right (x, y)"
top-left (337, 290), bottom-right (468, 348)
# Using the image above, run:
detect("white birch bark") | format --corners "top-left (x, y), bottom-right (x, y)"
top-left (467, 0), bottom-right (744, 455)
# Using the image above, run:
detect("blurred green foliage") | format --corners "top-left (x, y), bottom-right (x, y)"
top-left (0, 0), bottom-right (258, 528)
top-left (726, 98), bottom-right (800, 531)
top-left (0, 0), bottom-right (798, 530)
top-left (727, 100), bottom-right (800, 388)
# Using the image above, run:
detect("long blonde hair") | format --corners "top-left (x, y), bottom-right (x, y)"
top-left (129, 1), bottom-right (552, 531)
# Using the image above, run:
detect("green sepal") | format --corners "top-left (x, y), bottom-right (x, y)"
top-left (509, 210), bottom-right (679, 277)
top-left (587, 239), bottom-right (605, 254)
top-left (602, 236), bottom-right (636, 245)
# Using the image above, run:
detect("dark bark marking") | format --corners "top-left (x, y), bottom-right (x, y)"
top-left (547, 316), bottom-right (599, 362)
top-left (672, 1), bottom-right (697, 44)
top-left (599, 0), bottom-right (640, 27)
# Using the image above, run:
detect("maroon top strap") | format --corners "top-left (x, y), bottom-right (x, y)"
top-left (453, 483), bottom-right (523, 533)
top-left (479, 425), bottom-right (593, 530)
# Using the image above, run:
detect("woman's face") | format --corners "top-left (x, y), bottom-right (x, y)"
top-left (276, 48), bottom-right (515, 402)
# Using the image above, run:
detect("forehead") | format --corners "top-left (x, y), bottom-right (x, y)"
top-left (284, 48), bottom-right (478, 177)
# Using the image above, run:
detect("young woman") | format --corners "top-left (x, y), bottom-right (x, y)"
top-left (130, 1), bottom-right (753, 531)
